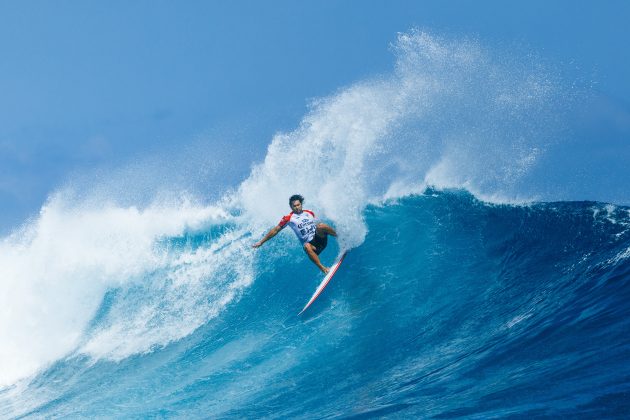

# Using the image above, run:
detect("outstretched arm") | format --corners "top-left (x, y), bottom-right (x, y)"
top-left (253, 225), bottom-right (282, 248)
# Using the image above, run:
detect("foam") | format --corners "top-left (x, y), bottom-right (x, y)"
top-left (0, 193), bottom-right (233, 387)
top-left (79, 227), bottom-right (254, 361)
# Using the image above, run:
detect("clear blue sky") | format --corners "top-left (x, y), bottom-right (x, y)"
top-left (1, 0), bottom-right (629, 231)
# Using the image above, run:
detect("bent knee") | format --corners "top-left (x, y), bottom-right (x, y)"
top-left (316, 223), bottom-right (329, 234)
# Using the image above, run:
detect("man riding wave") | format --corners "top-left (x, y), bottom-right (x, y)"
top-left (253, 194), bottom-right (337, 274)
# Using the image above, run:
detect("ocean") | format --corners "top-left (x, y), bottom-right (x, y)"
top-left (1, 31), bottom-right (629, 418)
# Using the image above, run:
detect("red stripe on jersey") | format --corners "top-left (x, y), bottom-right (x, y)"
top-left (278, 212), bottom-right (293, 228)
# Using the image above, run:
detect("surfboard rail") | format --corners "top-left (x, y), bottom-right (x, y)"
top-left (298, 250), bottom-right (348, 315)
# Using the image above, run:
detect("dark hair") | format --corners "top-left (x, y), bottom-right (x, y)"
top-left (289, 194), bottom-right (304, 206)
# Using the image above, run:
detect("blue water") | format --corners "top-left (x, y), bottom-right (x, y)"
top-left (1, 190), bottom-right (629, 418)
top-left (2, 31), bottom-right (630, 418)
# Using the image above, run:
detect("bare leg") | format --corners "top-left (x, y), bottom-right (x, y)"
top-left (304, 243), bottom-right (329, 274)
top-left (316, 223), bottom-right (337, 237)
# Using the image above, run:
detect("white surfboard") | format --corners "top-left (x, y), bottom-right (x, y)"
top-left (298, 251), bottom-right (348, 315)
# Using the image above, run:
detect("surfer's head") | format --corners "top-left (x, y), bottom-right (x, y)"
top-left (289, 194), bottom-right (304, 213)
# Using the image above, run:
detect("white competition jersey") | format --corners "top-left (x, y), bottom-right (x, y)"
top-left (278, 210), bottom-right (318, 244)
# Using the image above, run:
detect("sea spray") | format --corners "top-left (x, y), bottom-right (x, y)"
top-left (237, 30), bottom-right (561, 248)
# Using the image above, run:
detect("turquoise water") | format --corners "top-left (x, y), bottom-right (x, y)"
top-left (2, 191), bottom-right (629, 418)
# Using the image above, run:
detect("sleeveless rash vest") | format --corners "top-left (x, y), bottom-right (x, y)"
top-left (278, 210), bottom-right (318, 244)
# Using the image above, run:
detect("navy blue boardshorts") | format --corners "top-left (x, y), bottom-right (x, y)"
top-left (308, 234), bottom-right (328, 255)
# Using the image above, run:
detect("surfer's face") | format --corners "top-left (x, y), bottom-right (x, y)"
top-left (290, 200), bottom-right (303, 213)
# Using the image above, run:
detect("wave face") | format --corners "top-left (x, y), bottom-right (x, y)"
top-left (1, 31), bottom-right (629, 418)
top-left (2, 192), bottom-right (629, 418)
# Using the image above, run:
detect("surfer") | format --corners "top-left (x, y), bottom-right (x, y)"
top-left (253, 194), bottom-right (337, 274)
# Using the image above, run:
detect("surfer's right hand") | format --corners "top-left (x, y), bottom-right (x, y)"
top-left (252, 242), bottom-right (262, 248)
